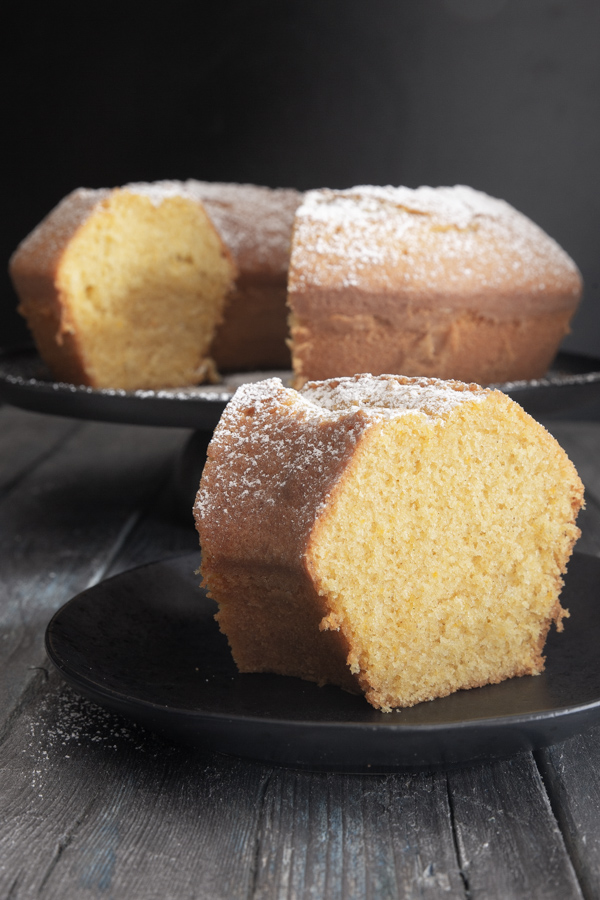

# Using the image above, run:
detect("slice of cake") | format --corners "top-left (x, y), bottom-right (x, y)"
top-left (195, 373), bottom-right (584, 711)
top-left (287, 185), bottom-right (583, 387)
top-left (9, 181), bottom-right (236, 390)
top-left (192, 181), bottom-right (303, 372)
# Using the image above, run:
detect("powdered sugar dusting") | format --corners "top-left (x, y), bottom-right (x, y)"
top-left (195, 377), bottom-right (366, 535)
top-left (196, 373), bottom-right (489, 560)
top-left (127, 179), bottom-right (303, 274)
top-left (124, 179), bottom-right (210, 207)
top-left (9, 187), bottom-right (111, 273)
top-left (189, 181), bottom-right (302, 274)
top-left (303, 184), bottom-right (504, 228)
top-left (10, 181), bottom-right (204, 274)
top-left (289, 185), bottom-right (581, 311)
top-left (301, 373), bottom-right (487, 418)
top-left (11, 180), bottom-right (302, 286)
top-left (196, 375), bottom-right (490, 530)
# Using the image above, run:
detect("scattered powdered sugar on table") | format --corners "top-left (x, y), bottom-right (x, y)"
top-left (26, 682), bottom-right (151, 799)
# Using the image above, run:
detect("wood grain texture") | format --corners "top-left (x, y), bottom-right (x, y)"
top-left (0, 406), bottom-right (79, 496)
top-left (0, 415), bottom-right (188, 730)
top-left (448, 755), bottom-right (583, 899)
top-left (0, 672), bottom-right (469, 900)
top-left (0, 415), bottom-right (267, 900)
top-left (106, 490), bottom-right (200, 578)
top-left (252, 768), bottom-right (466, 899)
top-left (0, 670), bottom-right (268, 900)
top-left (536, 728), bottom-right (600, 900)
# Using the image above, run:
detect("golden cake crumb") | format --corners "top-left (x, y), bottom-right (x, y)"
top-left (10, 181), bottom-right (236, 390)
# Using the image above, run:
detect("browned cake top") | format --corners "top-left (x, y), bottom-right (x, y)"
top-left (9, 188), bottom-right (111, 273)
top-left (196, 374), bottom-right (488, 528)
top-left (289, 185), bottom-right (582, 318)
top-left (189, 181), bottom-right (302, 275)
top-left (10, 181), bottom-right (217, 274)
top-left (10, 180), bottom-right (301, 280)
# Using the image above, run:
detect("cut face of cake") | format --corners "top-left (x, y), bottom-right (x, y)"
top-left (287, 185), bottom-right (583, 388)
top-left (9, 182), bottom-right (236, 390)
top-left (195, 374), bottom-right (584, 711)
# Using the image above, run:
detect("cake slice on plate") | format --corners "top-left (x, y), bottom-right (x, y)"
top-left (195, 373), bottom-right (584, 711)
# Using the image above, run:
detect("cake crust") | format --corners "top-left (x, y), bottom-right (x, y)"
top-left (9, 188), bottom-right (112, 386)
top-left (192, 181), bottom-right (303, 371)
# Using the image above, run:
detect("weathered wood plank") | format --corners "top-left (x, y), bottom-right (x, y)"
top-left (0, 427), bottom-right (267, 900)
top-left (447, 755), bottom-right (583, 899)
top-left (252, 768), bottom-right (466, 899)
top-left (536, 728), bottom-right (600, 900)
top-left (105, 491), bottom-right (200, 578)
top-left (0, 670), bottom-right (268, 900)
top-left (251, 757), bottom-right (586, 900)
top-left (0, 419), bottom-right (188, 728)
top-left (0, 679), bottom-right (476, 900)
top-left (0, 407), bottom-right (79, 495)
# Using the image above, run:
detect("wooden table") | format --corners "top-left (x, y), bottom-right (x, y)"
top-left (1, 404), bottom-right (600, 900)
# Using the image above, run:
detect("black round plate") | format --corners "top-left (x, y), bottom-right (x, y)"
top-left (45, 552), bottom-right (600, 771)
top-left (2, 346), bottom-right (600, 429)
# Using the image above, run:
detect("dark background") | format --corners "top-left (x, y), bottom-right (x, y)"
top-left (3, 0), bottom-right (599, 355)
